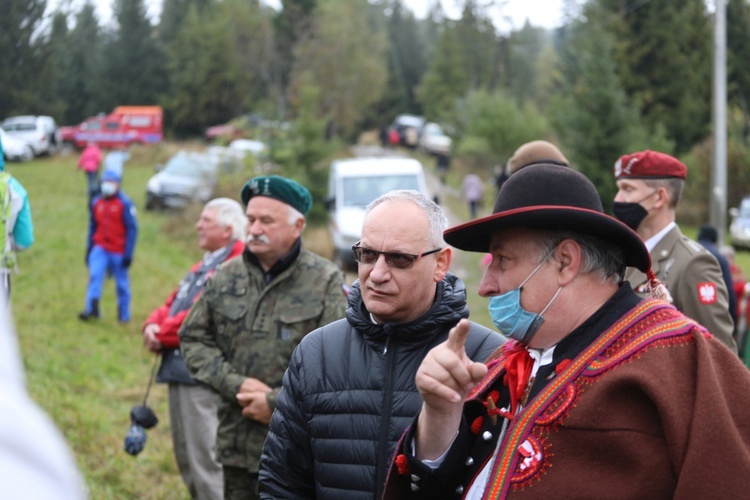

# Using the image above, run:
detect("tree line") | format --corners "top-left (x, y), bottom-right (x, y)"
top-left (4, 0), bottom-right (750, 220)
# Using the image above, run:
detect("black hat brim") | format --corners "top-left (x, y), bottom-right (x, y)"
top-left (444, 205), bottom-right (651, 273)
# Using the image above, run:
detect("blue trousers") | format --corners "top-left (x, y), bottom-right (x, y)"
top-left (85, 245), bottom-right (130, 321)
top-left (86, 171), bottom-right (98, 199)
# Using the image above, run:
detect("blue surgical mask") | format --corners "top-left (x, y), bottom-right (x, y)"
top-left (488, 252), bottom-right (563, 344)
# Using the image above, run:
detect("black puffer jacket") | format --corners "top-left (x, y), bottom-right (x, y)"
top-left (259, 274), bottom-right (504, 499)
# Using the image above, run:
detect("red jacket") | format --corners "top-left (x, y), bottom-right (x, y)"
top-left (143, 241), bottom-right (244, 348)
top-left (90, 192), bottom-right (137, 257)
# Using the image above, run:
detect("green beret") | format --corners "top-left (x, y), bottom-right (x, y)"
top-left (241, 175), bottom-right (312, 215)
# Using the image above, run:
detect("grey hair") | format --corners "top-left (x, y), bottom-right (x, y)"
top-left (643, 178), bottom-right (684, 208)
top-left (532, 229), bottom-right (626, 285)
top-left (204, 198), bottom-right (247, 241)
top-left (365, 190), bottom-right (447, 247)
top-left (286, 205), bottom-right (306, 229)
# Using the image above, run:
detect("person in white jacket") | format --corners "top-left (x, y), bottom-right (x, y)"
top-left (0, 288), bottom-right (87, 499)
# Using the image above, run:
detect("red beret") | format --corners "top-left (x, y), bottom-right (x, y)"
top-left (613, 150), bottom-right (687, 180)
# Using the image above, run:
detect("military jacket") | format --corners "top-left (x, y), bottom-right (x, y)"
top-left (180, 248), bottom-right (346, 470)
top-left (625, 225), bottom-right (737, 353)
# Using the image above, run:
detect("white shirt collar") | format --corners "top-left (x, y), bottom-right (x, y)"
top-left (644, 221), bottom-right (676, 252)
top-left (528, 345), bottom-right (556, 379)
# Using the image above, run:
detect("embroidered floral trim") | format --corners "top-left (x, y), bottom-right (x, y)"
top-left (513, 436), bottom-right (544, 482)
top-left (483, 300), bottom-right (697, 498)
top-left (555, 359), bottom-right (571, 374)
top-left (536, 384), bottom-right (576, 426)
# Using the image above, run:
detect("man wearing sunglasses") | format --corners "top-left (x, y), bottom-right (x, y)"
top-left (180, 175), bottom-right (347, 499)
top-left (259, 190), bottom-right (504, 499)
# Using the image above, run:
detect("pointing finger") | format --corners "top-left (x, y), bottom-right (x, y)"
top-left (445, 318), bottom-right (471, 354)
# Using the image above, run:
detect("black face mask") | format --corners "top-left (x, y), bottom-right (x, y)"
top-left (612, 202), bottom-right (648, 231)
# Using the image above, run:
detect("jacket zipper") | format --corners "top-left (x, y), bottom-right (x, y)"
top-left (375, 327), bottom-right (397, 498)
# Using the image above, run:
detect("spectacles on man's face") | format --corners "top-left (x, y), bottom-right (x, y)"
top-left (351, 243), bottom-right (443, 270)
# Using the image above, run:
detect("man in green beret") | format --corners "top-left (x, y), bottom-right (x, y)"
top-left (180, 175), bottom-right (347, 499)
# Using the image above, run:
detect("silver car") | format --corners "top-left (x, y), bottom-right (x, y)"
top-left (145, 151), bottom-right (218, 210)
top-left (730, 197), bottom-right (750, 250)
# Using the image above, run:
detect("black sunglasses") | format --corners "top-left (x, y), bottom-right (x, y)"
top-left (351, 243), bottom-right (442, 270)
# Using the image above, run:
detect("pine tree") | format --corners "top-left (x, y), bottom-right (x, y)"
top-left (0, 0), bottom-right (48, 117)
top-left (101, 0), bottom-right (167, 109)
top-left (727, 0), bottom-right (750, 143)
top-left (551, 7), bottom-right (653, 207)
top-left (594, 0), bottom-right (711, 153)
top-left (290, 0), bottom-right (387, 139)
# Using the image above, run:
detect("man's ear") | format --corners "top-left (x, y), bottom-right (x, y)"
top-left (554, 239), bottom-right (580, 286)
top-left (292, 216), bottom-right (305, 237)
top-left (654, 186), bottom-right (669, 208)
top-left (221, 224), bottom-right (233, 240)
top-left (434, 247), bottom-right (452, 282)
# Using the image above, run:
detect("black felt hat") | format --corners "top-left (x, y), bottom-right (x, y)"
top-left (444, 163), bottom-right (651, 272)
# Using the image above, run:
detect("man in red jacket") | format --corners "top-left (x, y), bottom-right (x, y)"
top-left (79, 170), bottom-right (137, 322)
top-left (142, 198), bottom-right (246, 500)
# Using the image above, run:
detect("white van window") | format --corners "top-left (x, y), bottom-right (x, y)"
top-left (343, 175), bottom-right (420, 207)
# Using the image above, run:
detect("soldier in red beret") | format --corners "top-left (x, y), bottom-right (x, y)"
top-left (612, 150), bottom-right (737, 353)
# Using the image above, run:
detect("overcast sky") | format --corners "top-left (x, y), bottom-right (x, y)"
top-left (55, 0), bottom-right (565, 32)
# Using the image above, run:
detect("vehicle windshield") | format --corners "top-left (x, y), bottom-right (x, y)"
top-left (423, 123), bottom-right (443, 136)
top-left (342, 175), bottom-right (421, 207)
top-left (740, 199), bottom-right (750, 218)
top-left (163, 155), bottom-right (211, 177)
top-left (2, 123), bottom-right (36, 132)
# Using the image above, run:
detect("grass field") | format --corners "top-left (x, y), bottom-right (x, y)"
top-left (7, 145), bottom-right (750, 498)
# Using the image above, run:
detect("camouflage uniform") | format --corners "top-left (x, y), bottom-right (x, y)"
top-left (180, 247), bottom-right (346, 474)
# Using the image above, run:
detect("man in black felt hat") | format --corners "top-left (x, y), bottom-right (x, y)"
top-left (180, 175), bottom-right (347, 499)
top-left (383, 164), bottom-right (750, 499)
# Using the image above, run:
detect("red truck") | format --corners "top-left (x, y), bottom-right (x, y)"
top-left (60, 106), bottom-right (164, 150)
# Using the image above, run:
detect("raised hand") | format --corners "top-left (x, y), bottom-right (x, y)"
top-left (416, 318), bottom-right (488, 409)
top-left (414, 319), bottom-right (488, 460)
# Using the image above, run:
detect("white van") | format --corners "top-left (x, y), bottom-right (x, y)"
top-left (325, 156), bottom-right (431, 269)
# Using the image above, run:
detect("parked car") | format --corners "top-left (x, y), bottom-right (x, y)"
top-left (324, 156), bottom-right (431, 270)
top-left (145, 151), bottom-right (218, 210)
top-left (228, 138), bottom-right (266, 158)
top-left (205, 123), bottom-right (244, 142)
top-left (203, 145), bottom-right (245, 173)
top-left (0, 128), bottom-right (34, 162)
top-left (388, 114), bottom-right (426, 148)
top-left (730, 196), bottom-right (750, 250)
top-left (418, 122), bottom-right (452, 156)
top-left (59, 106), bottom-right (163, 150)
top-left (1, 115), bottom-right (61, 156)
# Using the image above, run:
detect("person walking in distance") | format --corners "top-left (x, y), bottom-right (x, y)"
top-left (79, 170), bottom-right (137, 322)
top-left (77, 142), bottom-right (102, 199)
